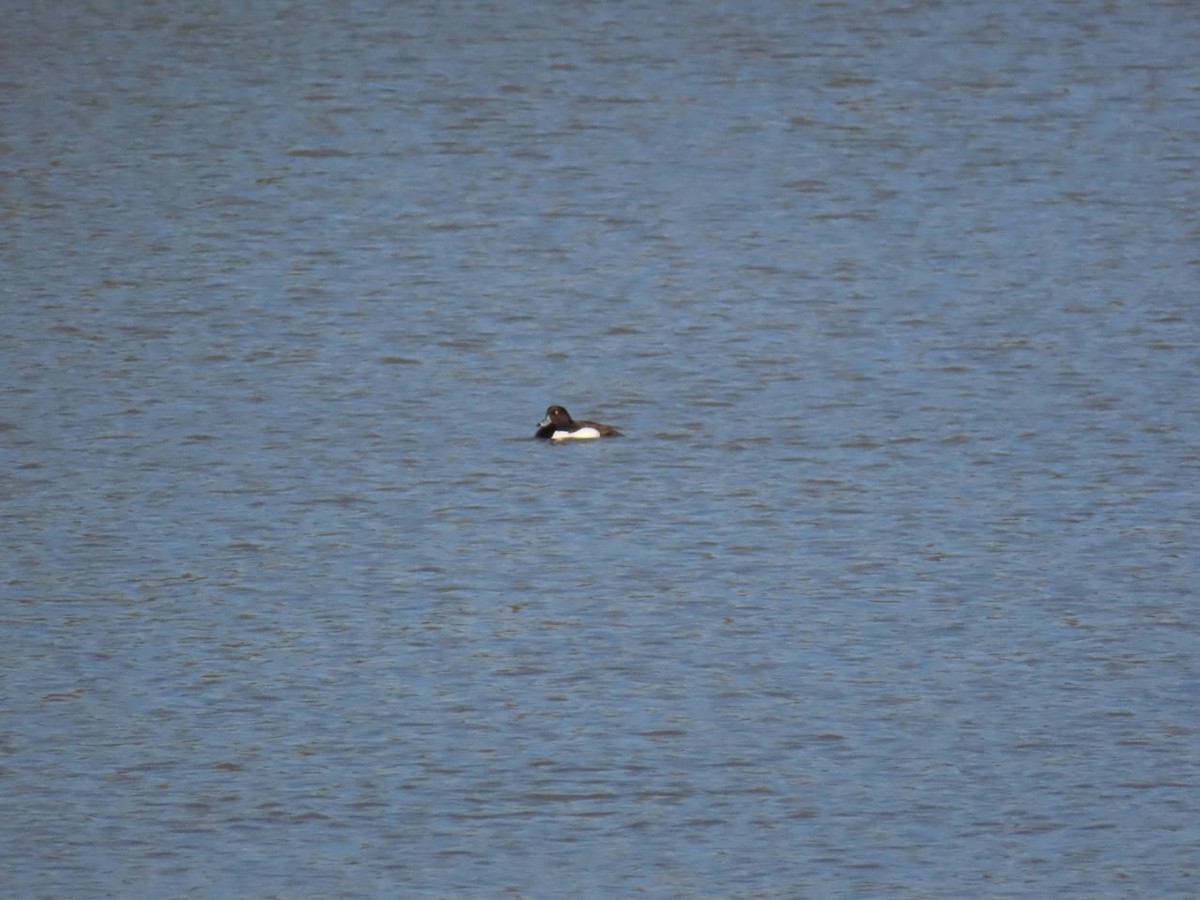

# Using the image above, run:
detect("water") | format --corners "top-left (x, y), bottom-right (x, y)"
top-left (2, 0), bottom-right (1198, 896)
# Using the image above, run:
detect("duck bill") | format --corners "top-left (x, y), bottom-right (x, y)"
top-left (538, 416), bottom-right (552, 428)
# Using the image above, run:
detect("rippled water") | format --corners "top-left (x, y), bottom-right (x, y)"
top-left (3, 0), bottom-right (1198, 897)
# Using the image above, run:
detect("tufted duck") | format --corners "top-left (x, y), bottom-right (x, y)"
top-left (535, 405), bottom-right (623, 440)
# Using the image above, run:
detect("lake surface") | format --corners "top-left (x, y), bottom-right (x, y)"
top-left (2, 0), bottom-right (1198, 896)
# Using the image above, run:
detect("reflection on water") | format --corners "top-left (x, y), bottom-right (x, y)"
top-left (3, 0), bottom-right (1197, 896)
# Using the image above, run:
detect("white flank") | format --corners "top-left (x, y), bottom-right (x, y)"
top-left (552, 427), bottom-right (601, 440)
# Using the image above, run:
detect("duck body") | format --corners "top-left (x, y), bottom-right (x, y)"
top-left (535, 405), bottom-right (623, 441)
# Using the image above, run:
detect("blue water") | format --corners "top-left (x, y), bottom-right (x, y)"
top-left (3, 0), bottom-right (1198, 897)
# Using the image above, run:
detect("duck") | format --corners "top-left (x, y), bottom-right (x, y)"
top-left (535, 405), bottom-right (623, 440)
